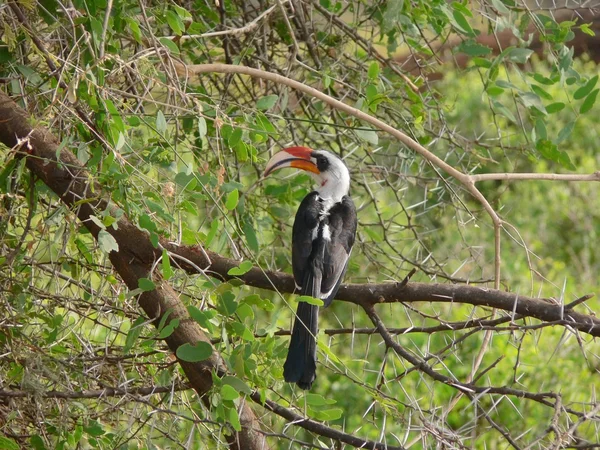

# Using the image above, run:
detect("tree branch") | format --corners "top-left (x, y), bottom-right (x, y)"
top-left (471, 172), bottom-right (600, 183)
top-left (163, 242), bottom-right (600, 338)
top-left (0, 384), bottom-right (190, 399)
top-left (250, 392), bottom-right (405, 450)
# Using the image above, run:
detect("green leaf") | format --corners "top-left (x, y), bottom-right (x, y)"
top-left (222, 375), bottom-right (252, 394)
top-left (536, 139), bottom-right (575, 170)
top-left (225, 189), bottom-right (239, 210)
top-left (156, 110), bottom-right (167, 134)
top-left (452, 1), bottom-right (473, 17)
top-left (491, 80), bottom-right (516, 91)
top-left (221, 384), bottom-right (239, 401)
top-left (172, 4), bottom-right (192, 19)
top-left (127, 18), bottom-right (142, 44)
top-left (256, 94), bottom-right (279, 111)
top-left (355, 128), bottom-right (378, 145)
top-left (254, 113), bottom-right (277, 135)
top-left (580, 23), bottom-right (595, 37)
top-left (219, 292), bottom-right (238, 316)
top-left (491, 100), bottom-right (517, 123)
top-left (574, 75), bottom-right (598, 100)
top-left (472, 57), bottom-right (491, 68)
top-left (310, 407), bottom-right (343, 421)
top-left (158, 37), bottom-right (180, 54)
top-left (230, 322), bottom-right (254, 341)
top-left (124, 317), bottom-right (145, 354)
top-left (158, 318), bottom-right (179, 339)
top-left (580, 88), bottom-right (599, 114)
top-left (84, 420), bottom-right (105, 437)
top-left (297, 295), bottom-right (324, 306)
top-left (176, 342), bottom-right (213, 362)
top-left (491, 0), bottom-right (510, 14)
top-left (456, 41), bottom-right (492, 56)
top-left (367, 61), bottom-right (380, 79)
top-left (546, 102), bottom-right (565, 114)
top-left (139, 214), bottom-right (157, 233)
top-left (236, 303), bottom-right (254, 321)
top-left (365, 84), bottom-right (378, 102)
top-left (98, 230), bottom-right (119, 253)
top-left (29, 435), bottom-right (46, 450)
top-left (228, 127), bottom-right (243, 148)
top-left (0, 158), bottom-right (17, 193)
top-left (166, 10), bottom-right (184, 35)
top-left (452, 9), bottom-right (476, 36)
top-left (534, 118), bottom-right (547, 141)
top-left (242, 294), bottom-right (274, 312)
top-left (556, 121), bottom-right (574, 144)
top-left (533, 73), bottom-right (556, 85)
top-left (0, 437), bottom-right (20, 450)
top-left (486, 86), bottom-right (504, 97)
top-left (138, 278), bottom-right (156, 291)
top-left (75, 238), bottom-right (94, 264)
top-left (382, 0), bottom-right (403, 33)
top-left (205, 219), bottom-right (219, 246)
top-left (519, 92), bottom-right (546, 114)
top-left (536, 138), bottom-right (558, 160)
top-left (228, 260), bottom-right (253, 276)
top-left (89, 215), bottom-right (106, 229)
top-left (304, 393), bottom-right (337, 406)
top-left (198, 116), bottom-right (207, 139)
top-left (188, 305), bottom-right (215, 332)
top-left (162, 249), bottom-right (173, 279)
top-left (229, 407), bottom-right (242, 431)
top-left (174, 172), bottom-right (196, 190)
top-left (242, 221), bottom-right (259, 253)
top-left (506, 48), bottom-right (534, 64)
top-left (531, 84), bottom-right (553, 100)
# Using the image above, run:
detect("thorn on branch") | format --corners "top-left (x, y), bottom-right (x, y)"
top-left (397, 268), bottom-right (417, 289)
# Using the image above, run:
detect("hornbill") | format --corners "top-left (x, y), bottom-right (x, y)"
top-left (264, 146), bottom-right (357, 390)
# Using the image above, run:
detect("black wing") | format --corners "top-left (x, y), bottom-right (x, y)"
top-left (292, 191), bottom-right (322, 290)
top-left (321, 196), bottom-right (357, 306)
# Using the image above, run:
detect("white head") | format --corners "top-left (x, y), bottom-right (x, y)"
top-left (264, 147), bottom-right (350, 203)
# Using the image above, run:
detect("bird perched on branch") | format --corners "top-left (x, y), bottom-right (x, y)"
top-left (264, 147), bottom-right (357, 390)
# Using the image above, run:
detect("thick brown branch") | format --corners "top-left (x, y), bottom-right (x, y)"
top-left (164, 243), bottom-right (600, 338)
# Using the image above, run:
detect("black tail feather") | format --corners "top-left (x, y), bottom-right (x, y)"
top-left (283, 268), bottom-right (321, 390)
top-left (283, 301), bottom-right (318, 389)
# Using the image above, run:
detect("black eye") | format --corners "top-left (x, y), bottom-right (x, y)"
top-left (315, 155), bottom-right (329, 171)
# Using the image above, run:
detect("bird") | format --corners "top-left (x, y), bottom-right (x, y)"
top-left (264, 146), bottom-right (357, 390)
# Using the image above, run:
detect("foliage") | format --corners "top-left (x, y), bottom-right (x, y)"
top-left (1, 0), bottom-right (599, 448)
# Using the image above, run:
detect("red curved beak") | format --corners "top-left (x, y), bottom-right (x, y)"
top-left (263, 146), bottom-right (320, 177)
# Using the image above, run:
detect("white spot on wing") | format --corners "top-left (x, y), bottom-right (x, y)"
top-left (311, 227), bottom-right (319, 241)
top-left (322, 224), bottom-right (331, 241)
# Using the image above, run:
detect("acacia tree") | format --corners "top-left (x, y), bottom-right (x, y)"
top-left (1, 0), bottom-right (600, 448)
